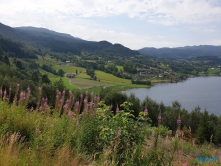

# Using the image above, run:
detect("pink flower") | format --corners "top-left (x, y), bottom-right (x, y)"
top-left (158, 116), bottom-right (162, 123)
top-left (151, 131), bottom-right (155, 137)
top-left (117, 129), bottom-right (122, 136)
top-left (62, 90), bottom-right (65, 95)
top-left (183, 163), bottom-right (188, 166)
top-left (17, 83), bottom-right (20, 87)
top-left (63, 104), bottom-right (68, 109)
top-left (80, 94), bottom-right (83, 98)
top-left (165, 135), bottom-right (169, 145)
top-left (109, 104), bottom-right (113, 110)
top-left (35, 128), bottom-right (40, 134)
top-left (69, 90), bottom-right (72, 96)
top-left (84, 99), bottom-right (87, 103)
top-left (75, 101), bottom-right (79, 106)
top-left (68, 111), bottom-right (72, 117)
top-left (177, 119), bottom-right (181, 125)
top-left (116, 107), bottom-right (119, 114)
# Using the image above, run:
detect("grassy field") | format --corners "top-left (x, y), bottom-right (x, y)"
top-left (116, 65), bottom-right (124, 71)
top-left (53, 65), bottom-right (86, 74)
top-left (39, 69), bottom-right (78, 90)
top-left (208, 68), bottom-right (221, 75)
top-left (70, 78), bottom-right (113, 89)
top-left (40, 61), bottom-right (150, 92)
top-left (37, 55), bottom-right (60, 66)
top-left (95, 70), bottom-right (131, 84)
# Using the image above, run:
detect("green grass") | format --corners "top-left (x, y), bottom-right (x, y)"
top-left (208, 68), bottom-right (221, 75)
top-left (116, 65), bottom-right (124, 71)
top-left (53, 65), bottom-right (86, 74)
top-left (37, 55), bottom-right (60, 66)
top-left (69, 78), bottom-right (112, 89)
top-left (39, 69), bottom-right (78, 90)
top-left (95, 70), bottom-right (131, 84)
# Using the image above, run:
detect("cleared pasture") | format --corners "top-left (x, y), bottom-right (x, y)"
top-left (70, 78), bottom-right (113, 89)
top-left (95, 70), bottom-right (131, 84)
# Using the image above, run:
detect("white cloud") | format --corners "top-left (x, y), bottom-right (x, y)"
top-left (0, 0), bottom-right (220, 48)
top-left (1, 0), bottom-right (221, 25)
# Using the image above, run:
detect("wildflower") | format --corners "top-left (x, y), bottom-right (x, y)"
top-left (60, 99), bottom-right (63, 103)
top-left (84, 99), bottom-right (87, 103)
top-left (183, 163), bottom-right (188, 166)
top-left (17, 83), bottom-right (20, 87)
top-left (35, 128), bottom-right (40, 134)
top-left (117, 129), bottom-right (122, 136)
top-left (69, 90), bottom-right (72, 96)
top-left (165, 135), bottom-right (169, 145)
top-left (9, 87), bottom-right (12, 91)
top-left (20, 92), bottom-right (24, 97)
top-left (75, 101), bottom-right (79, 106)
top-left (63, 104), bottom-right (68, 109)
top-left (76, 121), bottom-right (80, 127)
top-left (151, 131), bottom-right (155, 137)
top-left (177, 119), bottom-right (181, 125)
top-left (109, 104), bottom-right (113, 110)
top-left (62, 90), bottom-right (65, 95)
top-left (30, 106), bottom-right (34, 111)
top-left (85, 91), bottom-right (88, 95)
top-left (116, 106), bottom-right (119, 114)
top-left (144, 108), bottom-right (148, 116)
top-left (97, 96), bottom-right (100, 101)
top-left (39, 106), bottom-right (42, 112)
top-left (68, 111), bottom-right (72, 117)
top-left (80, 94), bottom-right (83, 98)
top-left (157, 115), bottom-right (162, 123)
top-left (38, 87), bottom-right (42, 91)
top-left (27, 86), bottom-right (30, 92)
top-left (56, 95), bottom-right (59, 99)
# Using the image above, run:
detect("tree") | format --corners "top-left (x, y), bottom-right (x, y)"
top-left (4, 55), bottom-right (10, 66)
top-left (31, 71), bottom-right (39, 83)
top-left (58, 69), bottom-right (65, 77)
top-left (16, 60), bottom-right (23, 69)
top-left (42, 74), bottom-right (51, 84)
top-left (196, 110), bottom-right (211, 143)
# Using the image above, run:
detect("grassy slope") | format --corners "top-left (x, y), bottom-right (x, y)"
top-left (37, 56), bottom-right (149, 91)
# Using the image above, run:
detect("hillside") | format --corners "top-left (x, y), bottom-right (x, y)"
top-left (139, 46), bottom-right (221, 59)
top-left (0, 22), bottom-right (139, 56)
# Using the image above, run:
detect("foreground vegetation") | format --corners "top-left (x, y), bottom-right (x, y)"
top-left (0, 86), bottom-right (221, 165)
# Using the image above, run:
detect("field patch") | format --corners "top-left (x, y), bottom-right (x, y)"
top-left (70, 78), bottom-right (113, 89)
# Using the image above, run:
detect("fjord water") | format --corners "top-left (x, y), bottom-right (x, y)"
top-left (124, 77), bottom-right (221, 116)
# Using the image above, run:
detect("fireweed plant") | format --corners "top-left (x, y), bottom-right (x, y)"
top-left (0, 86), bottom-right (221, 165)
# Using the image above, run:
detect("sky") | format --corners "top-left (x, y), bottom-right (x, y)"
top-left (0, 0), bottom-right (221, 50)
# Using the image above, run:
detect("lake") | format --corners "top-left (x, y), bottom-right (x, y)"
top-left (124, 77), bottom-right (221, 116)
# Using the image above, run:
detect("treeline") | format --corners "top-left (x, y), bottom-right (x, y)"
top-left (0, 37), bottom-right (37, 59)
top-left (131, 80), bottom-right (151, 85)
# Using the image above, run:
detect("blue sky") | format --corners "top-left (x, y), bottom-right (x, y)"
top-left (0, 0), bottom-right (221, 49)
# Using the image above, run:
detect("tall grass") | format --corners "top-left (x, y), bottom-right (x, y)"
top-left (0, 87), bottom-right (221, 165)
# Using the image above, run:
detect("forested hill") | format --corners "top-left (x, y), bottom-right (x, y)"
top-left (0, 22), bottom-right (139, 56)
top-left (139, 46), bottom-right (221, 59)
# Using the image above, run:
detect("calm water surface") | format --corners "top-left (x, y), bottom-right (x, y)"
top-left (124, 77), bottom-right (221, 116)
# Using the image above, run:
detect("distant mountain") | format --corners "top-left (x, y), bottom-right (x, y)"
top-left (15, 26), bottom-right (83, 42)
top-left (0, 22), bottom-right (139, 57)
top-left (139, 46), bottom-right (221, 59)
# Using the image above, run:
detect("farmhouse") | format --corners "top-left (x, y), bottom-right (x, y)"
top-left (66, 73), bottom-right (76, 78)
